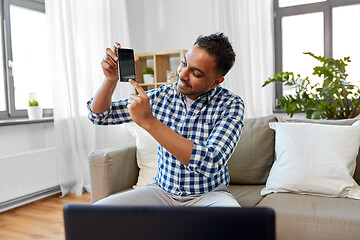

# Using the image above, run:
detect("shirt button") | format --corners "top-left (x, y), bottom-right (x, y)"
top-left (180, 165), bottom-right (184, 169)
top-left (179, 186), bottom-right (184, 191)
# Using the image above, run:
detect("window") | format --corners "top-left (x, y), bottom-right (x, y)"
top-left (0, 0), bottom-right (52, 120)
top-left (274, 0), bottom-right (360, 105)
top-left (333, 4), bottom-right (360, 85)
top-left (279, 0), bottom-right (326, 8)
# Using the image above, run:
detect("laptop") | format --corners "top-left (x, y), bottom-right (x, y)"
top-left (63, 204), bottom-right (275, 240)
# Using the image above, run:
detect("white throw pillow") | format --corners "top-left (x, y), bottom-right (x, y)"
top-left (261, 121), bottom-right (360, 199)
top-left (126, 122), bottom-right (158, 188)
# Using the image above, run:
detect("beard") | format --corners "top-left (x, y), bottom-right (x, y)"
top-left (177, 76), bottom-right (192, 90)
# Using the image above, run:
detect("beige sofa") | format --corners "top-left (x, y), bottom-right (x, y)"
top-left (89, 116), bottom-right (360, 240)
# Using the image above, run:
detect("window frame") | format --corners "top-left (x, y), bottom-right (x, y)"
top-left (273, 0), bottom-right (360, 106)
top-left (0, 0), bottom-right (52, 120)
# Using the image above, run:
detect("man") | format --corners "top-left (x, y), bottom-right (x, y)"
top-left (88, 32), bottom-right (245, 207)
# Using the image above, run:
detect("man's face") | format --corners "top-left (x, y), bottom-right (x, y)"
top-left (177, 45), bottom-right (224, 100)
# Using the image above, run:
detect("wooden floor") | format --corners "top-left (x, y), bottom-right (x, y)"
top-left (0, 192), bottom-right (91, 240)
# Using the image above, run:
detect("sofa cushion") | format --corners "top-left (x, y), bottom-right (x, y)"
top-left (126, 123), bottom-right (158, 188)
top-left (278, 117), bottom-right (360, 185)
top-left (257, 193), bottom-right (360, 240)
top-left (228, 185), bottom-right (265, 207)
top-left (261, 121), bottom-right (360, 199)
top-left (228, 116), bottom-right (277, 184)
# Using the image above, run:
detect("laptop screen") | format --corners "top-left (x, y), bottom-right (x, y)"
top-left (64, 204), bottom-right (275, 240)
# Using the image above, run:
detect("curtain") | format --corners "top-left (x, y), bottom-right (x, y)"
top-left (213, 0), bottom-right (274, 118)
top-left (45, 0), bottom-right (134, 196)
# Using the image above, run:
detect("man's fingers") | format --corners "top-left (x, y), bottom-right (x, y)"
top-left (114, 42), bottom-right (121, 50)
top-left (129, 94), bottom-right (139, 101)
top-left (106, 48), bottom-right (118, 62)
top-left (101, 60), bottom-right (111, 70)
top-left (102, 55), bottom-right (117, 68)
top-left (129, 79), bottom-right (147, 97)
top-left (113, 42), bottom-right (121, 59)
top-left (101, 59), bottom-right (117, 71)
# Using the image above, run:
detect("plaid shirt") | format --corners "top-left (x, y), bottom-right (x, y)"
top-left (88, 83), bottom-right (245, 196)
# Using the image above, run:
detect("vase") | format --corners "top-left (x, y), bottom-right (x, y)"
top-left (143, 74), bottom-right (154, 84)
top-left (27, 106), bottom-right (42, 120)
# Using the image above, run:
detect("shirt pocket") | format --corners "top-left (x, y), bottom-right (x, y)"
top-left (188, 117), bottom-right (216, 143)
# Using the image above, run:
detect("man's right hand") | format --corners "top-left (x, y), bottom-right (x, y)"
top-left (91, 43), bottom-right (140, 114)
top-left (101, 42), bottom-right (121, 81)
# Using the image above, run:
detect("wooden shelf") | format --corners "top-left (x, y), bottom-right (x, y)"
top-left (135, 49), bottom-right (187, 91)
top-left (138, 82), bottom-right (169, 87)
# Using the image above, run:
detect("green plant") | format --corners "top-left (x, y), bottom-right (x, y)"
top-left (143, 66), bottom-right (154, 75)
top-left (29, 99), bottom-right (39, 106)
top-left (262, 52), bottom-right (360, 119)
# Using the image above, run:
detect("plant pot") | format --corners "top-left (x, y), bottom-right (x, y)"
top-left (143, 74), bottom-right (154, 84)
top-left (27, 106), bottom-right (42, 120)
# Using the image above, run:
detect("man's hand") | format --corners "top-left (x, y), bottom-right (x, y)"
top-left (127, 79), bottom-right (155, 129)
top-left (101, 43), bottom-right (140, 82)
top-left (128, 79), bottom-right (193, 166)
top-left (101, 42), bottom-right (121, 82)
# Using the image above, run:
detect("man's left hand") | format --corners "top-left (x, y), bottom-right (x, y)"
top-left (127, 79), bottom-right (155, 129)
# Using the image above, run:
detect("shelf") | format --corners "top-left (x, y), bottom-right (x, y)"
top-left (135, 49), bottom-right (187, 91)
top-left (138, 82), bottom-right (170, 87)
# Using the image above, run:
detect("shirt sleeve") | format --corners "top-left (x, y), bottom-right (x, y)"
top-left (87, 87), bottom-right (161, 125)
top-left (87, 98), bottom-right (132, 125)
top-left (186, 98), bottom-right (245, 178)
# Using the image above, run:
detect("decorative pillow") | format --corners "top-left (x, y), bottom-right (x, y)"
top-left (277, 117), bottom-right (360, 185)
top-left (261, 121), bottom-right (360, 199)
top-left (126, 122), bottom-right (158, 188)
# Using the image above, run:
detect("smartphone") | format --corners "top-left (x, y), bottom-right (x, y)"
top-left (117, 48), bottom-right (136, 82)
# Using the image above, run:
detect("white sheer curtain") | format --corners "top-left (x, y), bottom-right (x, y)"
top-left (213, 0), bottom-right (274, 118)
top-left (45, 0), bottom-right (134, 196)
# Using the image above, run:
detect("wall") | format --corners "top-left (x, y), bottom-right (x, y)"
top-left (126, 0), bottom-right (146, 52)
top-left (128, 0), bottom-right (216, 52)
top-left (0, 122), bottom-right (55, 156)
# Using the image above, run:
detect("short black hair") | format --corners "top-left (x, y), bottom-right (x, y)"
top-left (194, 32), bottom-right (236, 76)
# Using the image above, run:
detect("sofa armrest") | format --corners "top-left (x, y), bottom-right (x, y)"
top-left (88, 143), bottom-right (139, 203)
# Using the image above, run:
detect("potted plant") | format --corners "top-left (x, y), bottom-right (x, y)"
top-left (27, 94), bottom-right (42, 120)
top-left (143, 66), bottom-right (154, 84)
top-left (262, 52), bottom-right (360, 119)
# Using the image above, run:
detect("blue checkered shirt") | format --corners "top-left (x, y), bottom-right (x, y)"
top-left (88, 83), bottom-right (245, 196)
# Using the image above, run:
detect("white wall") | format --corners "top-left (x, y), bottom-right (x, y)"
top-left (128, 0), bottom-right (216, 52)
top-left (0, 122), bottom-right (55, 156)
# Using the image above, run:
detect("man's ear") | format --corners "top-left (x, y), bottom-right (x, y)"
top-left (212, 76), bottom-right (225, 88)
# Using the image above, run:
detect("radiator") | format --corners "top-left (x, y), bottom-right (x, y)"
top-left (0, 148), bottom-right (59, 205)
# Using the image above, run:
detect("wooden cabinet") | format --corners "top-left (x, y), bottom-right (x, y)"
top-left (135, 49), bottom-right (187, 91)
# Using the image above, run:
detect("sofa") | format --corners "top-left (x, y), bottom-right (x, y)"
top-left (88, 115), bottom-right (360, 240)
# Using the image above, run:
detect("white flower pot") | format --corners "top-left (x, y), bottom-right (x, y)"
top-left (143, 74), bottom-right (154, 84)
top-left (27, 106), bottom-right (42, 120)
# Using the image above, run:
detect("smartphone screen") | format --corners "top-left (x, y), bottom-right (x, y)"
top-left (117, 48), bottom-right (136, 82)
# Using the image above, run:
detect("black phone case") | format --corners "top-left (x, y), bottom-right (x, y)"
top-left (117, 48), bottom-right (136, 82)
